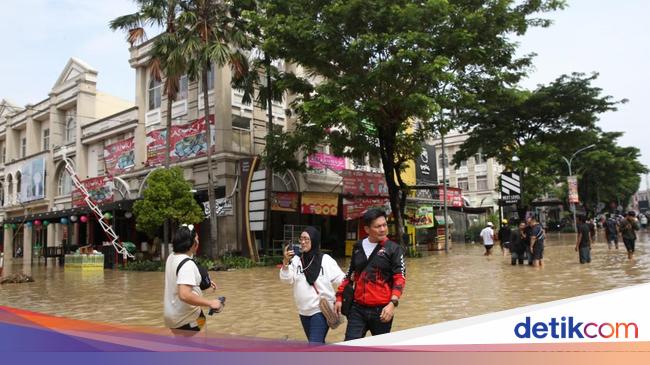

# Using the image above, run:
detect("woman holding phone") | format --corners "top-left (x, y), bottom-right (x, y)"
top-left (279, 226), bottom-right (345, 343)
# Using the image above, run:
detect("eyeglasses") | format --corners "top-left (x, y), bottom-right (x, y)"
top-left (299, 237), bottom-right (311, 242)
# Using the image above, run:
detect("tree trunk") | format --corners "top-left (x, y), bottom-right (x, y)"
top-left (202, 64), bottom-right (218, 258)
top-left (379, 132), bottom-right (405, 246)
top-left (162, 86), bottom-right (173, 260)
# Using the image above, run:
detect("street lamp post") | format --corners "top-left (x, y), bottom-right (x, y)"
top-left (561, 144), bottom-right (595, 233)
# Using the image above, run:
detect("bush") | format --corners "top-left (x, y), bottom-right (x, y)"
top-left (219, 254), bottom-right (255, 269)
top-left (194, 256), bottom-right (216, 271)
top-left (465, 224), bottom-right (483, 243)
top-left (121, 260), bottom-right (163, 271)
top-left (258, 255), bottom-right (284, 266)
top-left (561, 225), bottom-right (576, 233)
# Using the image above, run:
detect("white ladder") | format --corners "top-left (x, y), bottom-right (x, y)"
top-left (62, 154), bottom-right (133, 259)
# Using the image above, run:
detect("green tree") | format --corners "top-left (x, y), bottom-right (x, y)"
top-left (133, 167), bottom-right (204, 238)
top-left (247, 0), bottom-right (564, 244)
top-left (173, 0), bottom-right (249, 258)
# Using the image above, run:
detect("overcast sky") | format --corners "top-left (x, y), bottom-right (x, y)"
top-left (1, 0), bottom-right (648, 190)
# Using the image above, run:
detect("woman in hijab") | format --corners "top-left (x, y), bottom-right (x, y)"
top-left (280, 226), bottom-right (345, 343)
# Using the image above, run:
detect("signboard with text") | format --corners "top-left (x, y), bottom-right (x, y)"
top-left (146, 115), bottom-right (215, 166)
top-left (72, 176), bottom-right (114, 207)
top-left (342, 169), bottom-right (389, 196)
top-left (104, 137), bottom-right (135, 176)
top-left (307, 152), bottom-right (346, 172)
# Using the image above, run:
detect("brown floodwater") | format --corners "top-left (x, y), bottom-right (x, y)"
top-left (1, 230), bottom-right (648, 343)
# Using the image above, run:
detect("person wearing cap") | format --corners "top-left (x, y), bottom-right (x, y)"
top-left (619, 211), bottom-right (640, 260)
top-left (497, 219), bottom-right (511, 256)
top-left (480, 222), bottom-right (496, 256)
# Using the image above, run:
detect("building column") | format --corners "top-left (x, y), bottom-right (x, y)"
top-left (47, 223), bottom-right (56, 266)
top-left (2, 228), bottom-right (13, 276)
top-left (23, 225), bottom-right (33, 270)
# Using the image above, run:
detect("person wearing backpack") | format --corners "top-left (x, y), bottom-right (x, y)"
top-left (334, 208), bottom-right (406, 341)
top-left (164, 225), bottom-right (221, 336)
top-left (280, 226), bottom-right (345, 343)
top-left (619, 211), bottom-right (641, 260)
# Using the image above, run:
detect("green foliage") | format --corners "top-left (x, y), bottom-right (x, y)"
top-left (121, 260), bottom-right (164, 272)
top-left (465, 224), bottom-right (484, 243)
top-left (133, 167), bottom-right (204, 238)
top-left (219, 254), bottom-right (255, 269)
top-left (258, 255), bottom-right (284, 266)
top-left (194, 256), bottom-right (216, 271)
top-left (561, 225), bottom-right (576, 233)
top-left (243, 0), bottom-right (564, 245)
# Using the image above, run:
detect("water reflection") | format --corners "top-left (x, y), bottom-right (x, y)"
top-left (1, 231), bottom-right (648, 343)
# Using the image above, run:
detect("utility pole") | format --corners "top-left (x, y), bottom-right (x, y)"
top-left (561, 144), bottom-right (595, 233)
top-left (441, 132), bottom-right (449, 253)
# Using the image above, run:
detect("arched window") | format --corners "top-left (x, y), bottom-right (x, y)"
top-left (57, 165), bottom-right (73, 196)
top-left (438, 152), bottom-right (449, 168)
top-left (6, 174), bottom-right (12, 205)
top-left (65, 108), bottom-right (76, 143)
top-left (148, 77), bottom-right (162, 110)
top-left (15, 171), bottom-right (21, 202)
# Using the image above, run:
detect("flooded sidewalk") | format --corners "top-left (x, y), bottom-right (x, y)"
top-left (1, 231), bottom-right (648, 343)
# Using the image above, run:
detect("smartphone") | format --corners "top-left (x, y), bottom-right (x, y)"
top-left (218, 296), bottom-right (226, 305)
top-left (291, 244), bottom-right (302, 257)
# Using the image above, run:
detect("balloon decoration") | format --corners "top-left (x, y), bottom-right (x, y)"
top-left (103, 212), bottom-right (113, 220)
top-left (11, 224), bottom-right (17, 230)
top-left (43, 220), bottom-right (50, 227)
top-left (34, 220), bottom-right (42, 226)
top-left (80, 215), bottom-right (88, 223)
top-left (25, 222), bottom-right (33, 228)
top-left (60, 217), bottom-right (69, 225)
top-left (3, 224), bottom-right (9, 230)
top-left (70, 215), bottom-right (78, 222)
top-left (124, 211), bottom-right (133, 219)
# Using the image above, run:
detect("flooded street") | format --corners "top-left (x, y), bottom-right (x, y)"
top-left (1, 231), bottom-right (649, 343)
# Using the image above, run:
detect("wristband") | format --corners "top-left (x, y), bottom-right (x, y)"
top-left (390, 298), bottom-right (399, 307)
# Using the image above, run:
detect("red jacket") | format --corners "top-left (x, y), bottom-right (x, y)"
top-left (336, 239), bottom-right (406, 306)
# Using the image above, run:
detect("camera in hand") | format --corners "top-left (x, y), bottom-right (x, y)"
top-left (208, 296), bottom-right (226, 315)
top-left (291, 244), bottom-right (302, 257)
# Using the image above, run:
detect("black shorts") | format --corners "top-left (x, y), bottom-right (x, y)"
top-left (532, 241), bottom-right (544, 260)
top-left (174, 311), bottom-right (206, 332)
top-left (484, 244), bottom-right (494, 250)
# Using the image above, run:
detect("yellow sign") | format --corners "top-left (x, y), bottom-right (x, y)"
top-left (301, 192), bottom-right (339, 216)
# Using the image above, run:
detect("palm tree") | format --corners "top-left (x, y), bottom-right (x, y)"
top-left (110, 0), bottom-right (183, 260)
top-left (175, 0), bottom-right (250, 258)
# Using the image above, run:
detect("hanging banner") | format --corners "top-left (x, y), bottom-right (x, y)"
top-left (307, 152), bottom-right (346, 172)
top-left (415, 144), bottom-right (437, 184)
top-left (202, 198), bottom-right (233, 217)
top-left (104, 137), bottom-right (135, 176)
top-left (146, 115), bottom-right (215, 166)
top-left (343, 197), bottom-right (391, 221)
top-left (271, 192), bottom-right (300, 212)
top-left (568, 175), bottom-right (579, 203)
top-left (437, 186), bottom-right (463, 207)
top-left (342, 169), bottom-right (389, 196)
top-left (72, 176), bottom-right (114, 207)
top-left (301, 192), bottom-right (339, 216)
top-left (404, 205), bottom-right (435, 229)
top-left (20, 157), bottom-right (46, 202)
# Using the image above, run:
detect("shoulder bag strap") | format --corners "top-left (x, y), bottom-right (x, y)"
top-left (176, 257), bottom-right (193, 276)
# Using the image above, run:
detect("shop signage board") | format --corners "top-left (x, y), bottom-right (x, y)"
top-left (415, 144), bottom-right (437, 184)
top-left (568, 175), bottom-right (579, 203)
top-left (342, 169), bottom-right (389, 196)
top-left (20, 157), bottom-right (46, 202)
top-left (271, 192), bottom-right (300, 212)
top-left (307, 152), bottom-right (346, 172)
top-left (342, 197), bottom-right (391, 220)
top-left (404, 205), bottom-right (435, 228)
top-left (72, 176), bottom-right (114, 207)
top-left (146, 115), bottom-right (215, 166)
top-left (202, 198), bottom-right (233, 217)
top-left (437, 186), bottom-right (463, 207)
top-left (500, 172), bottom-right (521, 205)
top-left (104, 137), bottom-right (135, 176)
top-left (301, 192), bottom-right (339, 216)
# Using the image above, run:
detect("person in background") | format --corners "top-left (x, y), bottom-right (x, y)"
top-left (480, 222), bottom-right (496, 256)
top-left (619, 211), bottom-right (641, 260)
top-left (498, 219), bottom-right (511, 256)
top-left (604, 214), bottom-right (619, 250)
top-left (639, 213), bottom-right (648, 229)
top-left (280, 226), bottom-right (345, 344)
top-left (528, 216), bottom-right (546, 267)
top-left (575, 215), bottom-right (592, 264)
top-left (509, 222), bottom-right (527, 265)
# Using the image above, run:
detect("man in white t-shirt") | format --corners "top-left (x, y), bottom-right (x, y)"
top-left (480, 222), bottom-right (496, 256)
top-left (164, 226), bottom-right (221, 336)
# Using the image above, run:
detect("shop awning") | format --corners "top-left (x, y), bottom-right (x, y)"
top-left (435, 215), bottom-right (454, 225)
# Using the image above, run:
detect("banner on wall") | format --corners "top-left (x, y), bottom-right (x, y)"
top-left (146, 115), bottom-right (215, 166)
top-left (404, 205), bottom-right (435, 228)
top-left (342, 169), bottom-right (389, 196)
top-left (342, 197), bottom-right (391, 221)
top-left (301, 192), bottom-right (339, 216)
top-left (307, 152), bottom-right (346, 172)
top-left (20, 157), bottom-right (46, 202)
top-left (271, 192), bottom-right (300, 212)
top-left (72, 176), bottom-right (114, 207)
top-left (437, 186), bottom-right (463, 208)
top-left (104, 138), bottom-right (135, 176)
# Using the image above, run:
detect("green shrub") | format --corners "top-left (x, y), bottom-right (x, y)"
top-left (465, 224), bottom-right (483, 243)
top-left (121, 260), bottom-right (163, 271)
top-left (194, 256), bottom-right (216, 270)
top-left (561, 225), bottom-right (576, 233)
top-left (219, 254), bottom-right (255, 269)
top-left (258, 255), bottom-right (284, 266)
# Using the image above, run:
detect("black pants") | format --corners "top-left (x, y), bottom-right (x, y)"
top-left (344, 303), bottom-right (393, 341)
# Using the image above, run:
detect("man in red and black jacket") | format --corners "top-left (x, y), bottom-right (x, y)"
top-left (335, 208), bottom-right (406, 340)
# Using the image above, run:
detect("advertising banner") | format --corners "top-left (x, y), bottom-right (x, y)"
top-left (20, 157), bottom-right (46, 202)
top-left (342, 197), bottom-right (391, 220)
top-left (404, 205), bottom-right (435, 228)
top-left (415, 144), bottom-right (437, 184)
top-left (307, 152), bottom-right (346, 172)
top-left (437, 186), bottom-right (463, 207)
top-left (146, 115), bottom-right (215, 166)
top-left (342, 169), bottom-right (389, 196)
top-left (271, 192), bottom-right (300, 212)
top-left (301, 192), bottom-right (339, 216)
top-left (104, 137), bottom-right (135, 176)
top-left (202, 198), bottom-right (233, 217)
top-left (72, 176), bottom-right (114, 207)
top-left (568, 175), bottom-right (579, 203)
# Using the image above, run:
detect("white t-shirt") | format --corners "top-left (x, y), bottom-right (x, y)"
top-left (480, 227), bottom-right (495, 246)
top-left (279, 254), bottom-right (345, 316)
top-left (362, 238), bottom-right (378, 258)
top-left (163, 253), bottom-right (203, 328)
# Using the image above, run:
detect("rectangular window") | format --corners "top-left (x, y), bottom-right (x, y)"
top-left (353, 154), bottom-right (366, 168)
top-left (232, 115), bottom-right (251, 130)
top-left (475, 149), bottom-right (486, 165)
top-left (459, 159), bottom-right (467, 167)
top-left (178, 74), bottom-right (189, 100)
top-left (148, 78), bottom-right (162, 111)
top-left (458, 177), bottom-right (469, 191)
top-left (476, 175), bottom-right (488, 191)
top-left (369, 153), bottom-right (381, 169)
top-left (21, 138), bottom-right (27, 157)
top-left (1, 145), bottom-right (4, 163)
top-left (43, 128), bottom-right (50, 150)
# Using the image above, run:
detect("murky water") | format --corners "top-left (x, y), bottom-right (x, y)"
top-left (1, 231), bottom-right (648, 343)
